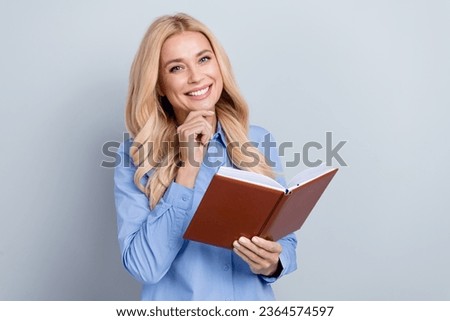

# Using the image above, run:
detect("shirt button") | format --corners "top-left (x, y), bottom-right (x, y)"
top-left (181, 195), bottom-right (189, 201)
top-left (223, 264), bottom-right (230, 271)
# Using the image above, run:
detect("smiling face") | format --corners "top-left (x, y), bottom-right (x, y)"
top-left (158, 31), bottom-right (224, 124)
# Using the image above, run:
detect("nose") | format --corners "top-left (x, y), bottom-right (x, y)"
top-left (188, 65), bottom-right (204, 84)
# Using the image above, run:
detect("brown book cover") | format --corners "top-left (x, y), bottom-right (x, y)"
top-left (183, 166), bottom-right (338, 249)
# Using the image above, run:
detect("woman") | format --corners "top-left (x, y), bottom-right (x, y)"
top-left (114, 13), bottom-right (297, 300)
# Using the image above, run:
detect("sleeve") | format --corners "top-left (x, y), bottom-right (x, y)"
top-left (114, 139), bottom-right (193, 285)
top-left (250, 126), bottom-right (298, 283)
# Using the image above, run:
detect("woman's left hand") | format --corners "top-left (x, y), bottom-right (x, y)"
top-left (233, 236), bottom-right (282, 276)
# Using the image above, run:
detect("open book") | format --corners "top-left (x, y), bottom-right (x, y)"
top-left (183, 165), bottom-right (338, 249)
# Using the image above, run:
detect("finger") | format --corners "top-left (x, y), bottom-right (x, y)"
top-left (177, 119), bottom-right (213, 136)
top-left (177, 122), bottom-right (213, 144)
top-left (183, 110), bottom-right (215, 123)
top-left (179, 130), bottom-right (209, 147)
top-left (181, 111), bottom-right (215, 139)
top-left (232, 242), bottom-right (259, 266)
top-left (235, 237), bottom-right (268, 263)
top-left (251, 237), bottom-right (282, 254)
top-left (234, 241), bottom-right (278, 276)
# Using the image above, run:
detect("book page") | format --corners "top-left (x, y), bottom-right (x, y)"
top-left (287, 165), bottom-right (338, 190)
top-left (217, 166), bottom-right (285, 191)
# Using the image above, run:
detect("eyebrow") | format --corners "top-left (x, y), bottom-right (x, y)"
top-left (163, 49), bottom-right (213, 68)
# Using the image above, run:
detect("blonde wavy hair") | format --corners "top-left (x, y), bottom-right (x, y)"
top-left (126, 13), bottom-right (275, 209)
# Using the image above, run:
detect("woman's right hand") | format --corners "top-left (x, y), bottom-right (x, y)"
top-left (175, 110), bottom-right (216, 188)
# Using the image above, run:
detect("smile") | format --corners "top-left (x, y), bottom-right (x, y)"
top-left (187, 85), bottom-right (210, 96)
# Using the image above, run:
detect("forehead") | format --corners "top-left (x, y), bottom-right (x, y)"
top-left (160, 31), bottom-right (213, 62)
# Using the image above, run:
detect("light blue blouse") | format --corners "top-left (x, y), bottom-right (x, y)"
top-left (114, 123), bottom-right (297, 300)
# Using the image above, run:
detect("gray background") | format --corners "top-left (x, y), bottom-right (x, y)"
top-left (1, 0), bottom-right (449, 300)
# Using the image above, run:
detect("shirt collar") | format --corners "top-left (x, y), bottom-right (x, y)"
top-left (211, 121), bottom-right (227, 147)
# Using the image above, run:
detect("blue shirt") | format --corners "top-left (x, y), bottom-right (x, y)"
top-left (114, 124), bottom-right (297, 300)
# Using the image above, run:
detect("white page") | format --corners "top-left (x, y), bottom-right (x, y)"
top-left (287, 165), bottom-right (337, 190)
top-left (217, 166), bottom-right (284, 191)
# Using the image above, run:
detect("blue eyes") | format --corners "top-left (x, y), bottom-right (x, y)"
top-left (169, 56), bottom-right (211, 73)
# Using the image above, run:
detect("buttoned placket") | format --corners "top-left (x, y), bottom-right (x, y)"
top-left (209, 128), bottom-right (235, 300)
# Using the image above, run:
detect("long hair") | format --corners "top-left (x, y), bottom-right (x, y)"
top-left (126, 13), bottom-right (275, 208)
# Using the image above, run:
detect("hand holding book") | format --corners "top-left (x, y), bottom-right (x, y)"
top-left (233, 236), bottom-right (282, 276)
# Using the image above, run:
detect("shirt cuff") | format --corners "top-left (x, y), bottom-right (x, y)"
top-left (162, 181), bottom-right (194, 210)
top-left (259, 250), bottom-right (288, 284)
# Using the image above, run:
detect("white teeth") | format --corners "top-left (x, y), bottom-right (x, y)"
top-left (188, 86), bottom-right (209, 96)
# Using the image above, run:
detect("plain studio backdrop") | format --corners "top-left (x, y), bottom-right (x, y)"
top-left (0, 0), bottom-right (449, 300)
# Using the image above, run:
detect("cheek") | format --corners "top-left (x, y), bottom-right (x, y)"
top-left (162, 77), bottom-right (184, 97)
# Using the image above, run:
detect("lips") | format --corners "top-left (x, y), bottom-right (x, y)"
top-left (186, 85), bottom-right (211, 97)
